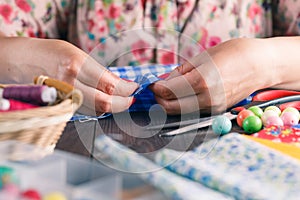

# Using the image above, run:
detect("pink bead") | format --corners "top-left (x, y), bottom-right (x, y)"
top-left (2, 183), bottom-right (20, 198)
top-left (21, 189), bottom-right (41, 200)
top-left (265, 115), bottom-right (284, 127)
top-left (280, 112), bottom-right (299, 126)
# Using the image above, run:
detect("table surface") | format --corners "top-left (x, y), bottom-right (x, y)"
top-left (56, 109), bottom-right (242, 157)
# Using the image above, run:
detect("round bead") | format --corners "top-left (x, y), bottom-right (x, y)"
top-left (281, 107), bottom-right (300, 119)
top-left (212, 115), bottom-right (232, 135)
top-left (261, 110), bottom-right (278, 125)
top-left (2, 183), bottom-right (19, 196)
top-left (236, 110), bottom-right (255, 127)
top-left (280, 112), bottom-right (299, 126)
top-left (242, 115), bottom-right (262, 134)
top-left (43, 192), bottom-right (67, 200)
top-left (264, 106), bottom-right (281, 116)
top-left (264, 115), bottom-right (284, 127)
top-left (248, 106), bottom-right (264, 118)
top-left (21, 189), bottom-right (41, 200)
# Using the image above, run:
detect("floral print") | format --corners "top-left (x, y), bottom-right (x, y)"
top-left (0, 0), bottom-right (299, 66)
top-left (155, 133), bottom-right (300, 199)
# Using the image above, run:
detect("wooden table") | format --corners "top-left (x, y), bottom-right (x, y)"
top-left (56, 109), bottom-right (241, 157)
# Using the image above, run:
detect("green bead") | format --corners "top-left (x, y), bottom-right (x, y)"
top-left (242, 115), bottom-right (262, 134)
top-left (248, 106), bottom-right (264, 118)
top-left (212, 115), bottom-right (232, 135)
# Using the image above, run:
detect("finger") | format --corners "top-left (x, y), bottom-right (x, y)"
top-left (150, 67), bottom-right (206, 100)
top-left (155, 91), bottom-right (226, 115)
top-left (77, 104), bottom-right (105, 116)
top-left (75, 80), bottom-right (135, 113)
top-left (154, 93), bottom-right (207, 115)
top-left (166, 63), bottom-right (194, 80)
top-left (76, 55), bottom-right (138, 96)
top-left (166, 51), bottom-right (211, 80)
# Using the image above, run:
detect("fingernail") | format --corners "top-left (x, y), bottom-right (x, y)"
top-left (131, 97), bottom-right (136, 105)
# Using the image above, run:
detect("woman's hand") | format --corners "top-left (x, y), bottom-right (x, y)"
top-left (150, 38), bottom-right (283, 115)
top-left (0, 36), bottom-right (138, 115)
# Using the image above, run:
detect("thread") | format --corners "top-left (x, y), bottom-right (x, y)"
top-left (0, 85), bottom-right (57, 105)
top-left (0, 99), bottom-right (38, 111)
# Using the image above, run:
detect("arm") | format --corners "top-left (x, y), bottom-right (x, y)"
top-left (150, 37), bottom-right (300, 115)
top-left (0, 32), bottom-right (138, 115)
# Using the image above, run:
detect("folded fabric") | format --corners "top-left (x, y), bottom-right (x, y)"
top-left (245, 135), bottom-right (300, 161)
top-left (244, 125), bottom-right (300, 161)
top-left (155, 133), bottom-right (300, 200)
top-left (94, 134), bottom-right (233, 200)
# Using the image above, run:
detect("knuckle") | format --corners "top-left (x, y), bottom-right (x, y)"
top-left (159, 100), bottom-right (173, 113)
top-left (65, 63), bottom-right (79, 77)
top-left (105, 82), bottom-right (117, 95)
top-left (95, 94), bottom-right (112, 113)
top-left (160, 87), bottom-right (174, 99)
top-left (98, 101), bottom-right (111, 113)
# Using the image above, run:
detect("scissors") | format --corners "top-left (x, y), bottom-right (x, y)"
top-left (148, 89), bottom-right (300, 137)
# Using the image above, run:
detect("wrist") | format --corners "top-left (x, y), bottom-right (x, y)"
top-left (265, 37), bottom-right (300, 90)
top-left (245, 38), bottom-right (282, 90)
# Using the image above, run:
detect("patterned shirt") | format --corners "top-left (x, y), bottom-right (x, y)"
top-left (0, 0), bottom-right (299, 66)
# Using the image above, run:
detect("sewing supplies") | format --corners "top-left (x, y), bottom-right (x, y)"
top-left (281, 107), bottom-right (300, 119)
top-left (159, 93), bottom-right (300, 137)
top-left (0, 85), bottom-right (57, 106)
top-left (238, 105), bottom-right (300, 134)
top-left (264, 105), bottom-right (281, 116)
top-left (0, 76), bottom-right (83, 161)
top-left (237, 110), bottom-right (255, 127)
top-left (0, 99), bottom-right (38, 112)
top-left (242, 115), bottom-right (263, 134)
top-left (21, 189), bottom-right (41, 200)
top-left (94, 135), bottom-right (232, 199)
top-left (248, 106), bottom-right (264, 118)
top-left (212, 115), bottom-right (232, 135)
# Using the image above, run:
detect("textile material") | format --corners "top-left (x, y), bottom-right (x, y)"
top-left (70, 64), bottom-right (177, 121)
top-left (110, 64), bottom-right (177, 112)
top-left (155, 133), bottom-right (300, 200)
top-left (252, 125), bottom-right (300, 145)
top-left (1, 1), bottom-right (299, 66)
top-left (94, 134), bottom-right (233, 200)
top-left (245, 135), bottom-right (300, 161)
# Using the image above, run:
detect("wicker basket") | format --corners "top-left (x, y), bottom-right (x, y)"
top-left (0, 76), bottom-right (83, 161)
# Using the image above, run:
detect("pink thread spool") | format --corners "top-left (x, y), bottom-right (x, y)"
top-left (0, 99), bottom-right (38, 112)
top-left (0, 85), bottom-right (57, 105)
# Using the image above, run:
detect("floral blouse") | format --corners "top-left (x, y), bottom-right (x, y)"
top-left (0, 0), bottom-right (299, 67)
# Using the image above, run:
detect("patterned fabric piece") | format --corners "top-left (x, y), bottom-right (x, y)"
top-left (94, 134), bottom-right (234, 200)
top-left (245, 135), bottom-right (300, 161)
top-left (108, 64), bottom-right (177, 80)
top-left (155, 133), bottom-right (300, 200)
top-left (252, 125), bottom-right (300, 144)
top-left (110, 64), bottom-right (177, 112)
top-left (1, 1), bottom-right (299, 66)
top-left (70, 64), bottom-right (177, 121)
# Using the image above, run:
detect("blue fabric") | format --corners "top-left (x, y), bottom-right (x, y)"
top-left (70, 64), bottom-right (178, 121)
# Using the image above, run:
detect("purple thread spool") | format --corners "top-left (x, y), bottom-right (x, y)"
top-left (0, 85), bottom-right (57, 105)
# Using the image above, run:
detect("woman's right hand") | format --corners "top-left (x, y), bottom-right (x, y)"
top-left (0, 36), bottom-right (139, 115)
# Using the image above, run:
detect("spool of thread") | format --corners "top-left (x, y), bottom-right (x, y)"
top-left (0, 85), bottom-right (57, 105)
top-left (0, 99), bottom-right (38, 111)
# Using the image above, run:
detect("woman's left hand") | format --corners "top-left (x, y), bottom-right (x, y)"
top-left (150, 38), bottom-right (280, 115)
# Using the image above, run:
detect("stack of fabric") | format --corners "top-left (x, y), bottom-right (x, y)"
top-left (95, 133), bottom-right (300, 200)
